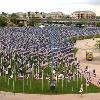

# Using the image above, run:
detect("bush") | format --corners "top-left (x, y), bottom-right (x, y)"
top-left (0, 16), bottom-right (7, 27)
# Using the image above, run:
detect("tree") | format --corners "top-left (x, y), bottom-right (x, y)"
top-left (71, 36), bottom-right (77, 43)
top-left (47, 17), bottom-right (52, 24)
top-left (74, 21), bottom-right (86, 28)
top-left (96, 16), bottom-right (100, 19)
top-left (29, 18), bottom-right (41, 27)
top-left (0, 16), bottom-right (8, 27)
top-left (29, 19), bottom-right (35, 27)
top-left (96, 22), bottom-right (100, 27)
top-left (10, 13), bottom-right (19, 25)
top-left (2, 12), bottom-right (7, 16)
top-left (66, 21), bottom-right (72, 26)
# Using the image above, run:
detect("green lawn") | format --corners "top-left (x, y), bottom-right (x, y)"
top-left (0, 67), bottom-right (100, 94)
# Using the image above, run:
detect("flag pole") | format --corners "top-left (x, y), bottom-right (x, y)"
top-left (86, 78), bottom-right (87, 93)
top-left (32, 63), bottom-right (34, 81)
top-left (81, 72), bottom-right (83, 83)
top-left (13, 75), bottom-right (15, 94)
top-left (23, 73), bottom-right (24, 93)
top-left (8, 76), bottom-right (9, 86)
top-left (62, 75), bottom-right (64, 92)
top-left (30, 74), bottom-right (32, 89)
top-left (42, 69), bottom-right (44, 92)
top-left (38, 54), bottom-right (39, 74)
top-left (77, 67), bottom-right (78, 88)
top-left (4, 53), bottom-right (7, 82)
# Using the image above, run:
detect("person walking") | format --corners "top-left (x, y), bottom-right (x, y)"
top-left (79, 84), bottom-right (83, 96)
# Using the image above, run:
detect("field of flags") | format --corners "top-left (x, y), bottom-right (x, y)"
top-left (0, 26), bottom-right (100, 94)
top-left (0, 61), bottom-right (100, 94)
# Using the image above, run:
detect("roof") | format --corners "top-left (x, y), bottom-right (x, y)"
top-left (72, 11), bottom-right (96, 15)
top-left (86, 50), bottom-right (93, 52)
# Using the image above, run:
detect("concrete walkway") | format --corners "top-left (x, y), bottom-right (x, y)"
top-left (0, 91), bottom-right (100, 100)
top-left (75, 38), bottom-right (100, 87)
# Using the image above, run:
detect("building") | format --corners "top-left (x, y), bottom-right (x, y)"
top-left (26, 12), bottom-right (47, 19)
top-left (47, 12), bottom-right (65, 19)
top-left (15, 11), bottom-right (69, 20)
top-left (27, 12), bottom-right (35, 19)
top-left (16, 12), bottom-right (25, 18)
top-left (71, 11), bottom-right (96, 19)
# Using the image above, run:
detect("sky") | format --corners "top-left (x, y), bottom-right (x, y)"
top-left (0, 0), bottom-right (100, 16)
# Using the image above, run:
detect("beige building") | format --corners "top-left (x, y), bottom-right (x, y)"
top-left (26, 12), bottom-right (46, 19)
top-left (33, 12), bottom-right (43, 18)
top-left (47, 12), bottom-right (64, 19)
top-left (71, 11), bottom-right (96, 19)
top-left (15, 11), bottom-right (65, 20)
top-left (16, 12), bottom-right (25, 18)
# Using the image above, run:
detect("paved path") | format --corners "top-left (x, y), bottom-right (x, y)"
top-left (75, 38), bottom-right (100, 87)
top-left (0, 91), bottom-right (100, 100)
